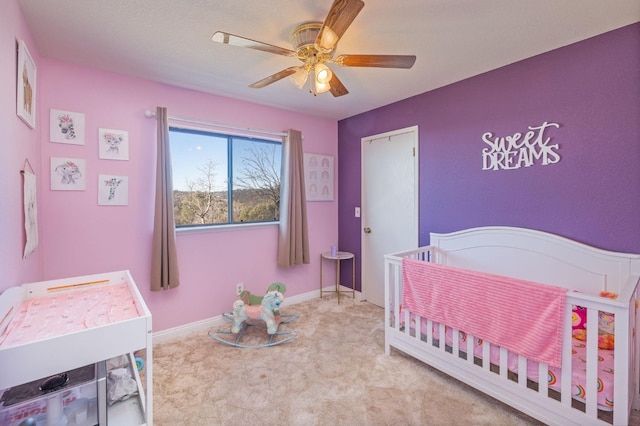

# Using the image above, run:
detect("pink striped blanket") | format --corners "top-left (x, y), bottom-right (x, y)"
top-left (401, 258), bottom-right (568, 367)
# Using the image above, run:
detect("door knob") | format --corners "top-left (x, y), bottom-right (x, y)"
top-left (364, 227), bottom-right (372, 234)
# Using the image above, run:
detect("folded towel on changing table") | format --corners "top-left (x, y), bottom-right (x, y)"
top-left (401, 258), bottom-right (567, 368)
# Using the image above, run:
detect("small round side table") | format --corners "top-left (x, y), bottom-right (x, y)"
top-left (320, 251), bottom-right (355, 304)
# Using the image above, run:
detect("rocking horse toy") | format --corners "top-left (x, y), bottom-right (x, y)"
top-left (209, 282), bottom-right (299, 348)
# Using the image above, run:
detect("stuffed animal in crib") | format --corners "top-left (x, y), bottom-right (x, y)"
top-left (572, 291), bottom-right (618, 350)
top-left (231, 290), bottom-right (284, 335)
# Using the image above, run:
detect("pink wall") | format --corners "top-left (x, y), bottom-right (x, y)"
top-left (37, 61), bottom-right (338, 331)
top-left (0, 0), bottom-right (43, 288)
top-left (2, 2), bottom-right (338, 332)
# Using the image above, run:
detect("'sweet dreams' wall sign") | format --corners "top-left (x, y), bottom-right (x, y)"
top-left (482, 121), bottom-right (561, 171)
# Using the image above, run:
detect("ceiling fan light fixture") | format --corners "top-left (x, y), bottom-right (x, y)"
top-left (315, 63), bottom-right (333, 85)
top-left (290, 67), bottom-right (310, 89)
top-left (315, 79), bottom-right (331, 94)
top-left (317, 26), bottom-right (339, 51)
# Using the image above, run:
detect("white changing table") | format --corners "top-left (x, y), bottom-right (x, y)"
top-left (0, 270), bottom-right (153, 425)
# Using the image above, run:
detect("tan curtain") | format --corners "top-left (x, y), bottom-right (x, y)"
top-left (151, 107), bottom-right (180, 290)
top-left (277, 129), bottom-right (310, 267)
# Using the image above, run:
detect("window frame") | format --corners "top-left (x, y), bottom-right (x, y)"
top-left (169, 126), bottom-right (282, 232)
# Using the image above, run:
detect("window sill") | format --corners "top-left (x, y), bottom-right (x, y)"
top-left (175, 221), bottom-right (279, 236)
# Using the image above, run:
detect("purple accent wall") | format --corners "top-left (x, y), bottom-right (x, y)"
top-left (338, 23), bottom-right (640, 292)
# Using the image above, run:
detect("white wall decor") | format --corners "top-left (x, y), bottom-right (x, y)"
top-left (50, 109), bottom-right (85, 144)
top-left (22, 169), bottom-right (39, 259)
top-left (482, 121), bottom-right (561, 171)
top-left (304, 153), bottom-right (334, 201)
top-left (50, 157), bottom-right (85, 190)
top-left (98, 174), bottom-right (128, 206)
top-left (98, 128), bottom-right (129, 160)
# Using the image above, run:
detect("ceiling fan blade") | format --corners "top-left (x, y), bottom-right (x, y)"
top-left (249, 67), bottom-right (299, 89)
top-left (329, 72), bottom-right (349, 97)
top-left (212, 31), bottom-right (295, 57)
top-left (316, 0), bottom-right (365, 52)
top-left (333, 54), bottom-right (417, 69)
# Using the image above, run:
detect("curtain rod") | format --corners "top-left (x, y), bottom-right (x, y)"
top-left (144, 109), bottom-right (287, 138)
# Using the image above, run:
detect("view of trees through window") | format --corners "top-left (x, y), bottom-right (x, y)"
top-left (169, 128), bottom-right (282, 227)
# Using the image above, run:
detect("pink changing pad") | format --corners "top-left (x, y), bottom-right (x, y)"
top-left (0, 283), bottom-right (141, 349)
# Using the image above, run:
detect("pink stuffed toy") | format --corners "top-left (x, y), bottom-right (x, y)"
top-left (571, 305), bottom-right (587, 330)
top-left (571, 291), bottom-right (617, 350)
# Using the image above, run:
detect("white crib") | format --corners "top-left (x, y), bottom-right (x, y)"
top-left (384, 226), bottom-right (640, 426)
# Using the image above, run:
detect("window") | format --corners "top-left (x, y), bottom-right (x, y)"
top-left (169, 127), bottom-right (282, 227)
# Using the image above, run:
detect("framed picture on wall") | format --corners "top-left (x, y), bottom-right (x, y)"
top-left (50, 109), bottom-right (85, 144)
top-left (17, 40), bottom-right (37, 129)
top-left (98, 174), bottom-right (128, 206)
top-left (50, 157), bottom-right (86, 190)
top-left (304, 153), bottom-right (334, 201)
top-left (98, 128), bottom-right (129, 160)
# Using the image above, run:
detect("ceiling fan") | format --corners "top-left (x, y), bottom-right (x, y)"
top-left (211, 0), bottom-right (416, 97)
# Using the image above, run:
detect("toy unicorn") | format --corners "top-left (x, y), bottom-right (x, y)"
top-left (209, 282), bottom-right (298, 348)
top-left (231, 290), bottom-right (283, 335)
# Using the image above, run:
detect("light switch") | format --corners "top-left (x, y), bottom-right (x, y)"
top-left (355, 207), bottom-right (360, 217)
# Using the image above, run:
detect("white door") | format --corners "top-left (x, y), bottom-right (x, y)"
top-left (361, 126), bottom-right (419, 307)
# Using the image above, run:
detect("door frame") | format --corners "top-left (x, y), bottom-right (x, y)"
top-left (360, 125), bottom-right (419, 303)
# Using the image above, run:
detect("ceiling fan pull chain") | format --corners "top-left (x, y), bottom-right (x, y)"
top-left (309, 75), bottom-right (316, 96)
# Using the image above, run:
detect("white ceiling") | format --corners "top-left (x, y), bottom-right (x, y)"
top-left (18, 0), bottom-right (640, 120)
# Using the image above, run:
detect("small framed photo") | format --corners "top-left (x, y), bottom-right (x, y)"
top-left (50, 109), bottom-right (85, 144)
top-left (98, 174), bottom-right (128, 206)
top-left (17, 40), bottom-right (37, 129)
top-left (51, 157), bottom-right (86, 191)
top-left (98, 128), bottom-right (129, 160)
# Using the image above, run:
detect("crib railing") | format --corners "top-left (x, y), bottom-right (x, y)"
top-left (384, 246), bottom-right (639, 426)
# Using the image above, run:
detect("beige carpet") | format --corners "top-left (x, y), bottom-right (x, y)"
top-left (152, 295), bottom-right (556, 425)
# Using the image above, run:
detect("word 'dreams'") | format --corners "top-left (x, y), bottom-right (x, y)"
top-left (482, 121), bottom-right (561, 171)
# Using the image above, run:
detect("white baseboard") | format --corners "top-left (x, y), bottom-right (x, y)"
top-left (152, 287), bottom-right (361, 344)
top-left (152, 315), bottom-right (225, 345)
